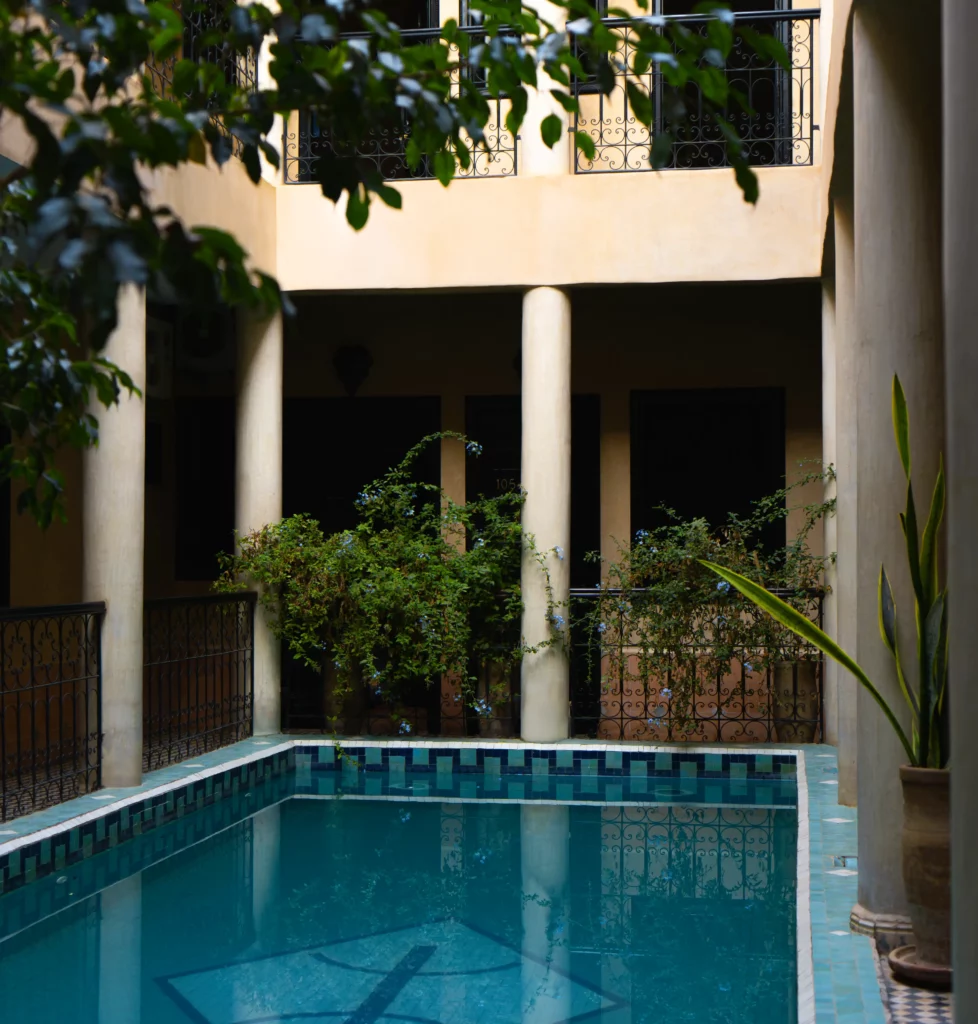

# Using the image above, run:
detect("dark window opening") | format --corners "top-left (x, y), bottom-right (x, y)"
top-left (465, 394), bottom-right (601, 588)
top-left (630, 388), bottom-right (786, 554)
top-left (281, 396), bottom-right (442, 731)
top-left (174, 397), bottom-right (236, 581)
top-left (284, 397), bottom-right (441, 534)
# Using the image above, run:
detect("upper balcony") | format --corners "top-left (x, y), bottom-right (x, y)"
top-left (282, 6), bottom-right (819, 185)
top-left (140, 2), bottom-right (826, 292)
top-left (274, 4), bottom-right (824, 292)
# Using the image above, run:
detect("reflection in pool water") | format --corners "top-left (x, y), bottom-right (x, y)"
top-left (0, 775), bottom-right (796, 1023)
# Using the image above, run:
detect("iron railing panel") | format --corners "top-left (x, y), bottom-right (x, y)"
top-left (0, 603), bottom-right (104, 822)
top-left (569, 587), bottom-right (823, 742)
top-left (573, 10), bottom-right (819, 173)
top-left (283, 26), bottom-right (518, 184)
top-left (143, 593), bottom-right (256, 770)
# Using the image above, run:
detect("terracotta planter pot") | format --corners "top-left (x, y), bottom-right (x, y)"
top-left (900, 765), bottom-right (951, 967)
top-left (772, 660), bottom-right (820, 743)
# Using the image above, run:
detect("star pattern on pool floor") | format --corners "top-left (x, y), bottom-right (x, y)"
top-left (158, 919), bottom-right (629, 1024)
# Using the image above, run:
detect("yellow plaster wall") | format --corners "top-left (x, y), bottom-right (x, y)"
top-left (275, 166), bottom-right (823, 293)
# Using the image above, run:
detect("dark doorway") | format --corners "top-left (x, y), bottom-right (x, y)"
top-left (630, 388), bottom-right (786, 552)
top-left (465, 395), bottom-right (601, 588)
top-left (283, 396), bottom-right (441, 533)
top-left (174, 398), bottom-right (236, 582)
top-left (281, 396), bottom-right (442, 731)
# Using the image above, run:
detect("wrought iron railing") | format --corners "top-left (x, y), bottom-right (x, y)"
top-left (573, 9), bottom-right (818, 173)
top-left (283, 27), bottom-right (518, 184)
top-left (0, 604), bottom-right (104, 822)
top-left (143, 593), bottom-right (256, 770)
top-left (569, 587), bottom-right (823, 742)
top-left (146, 0), bottom-right (258, 151)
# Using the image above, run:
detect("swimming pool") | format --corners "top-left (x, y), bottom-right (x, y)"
top-left (0, 751), bottom-right (800, 1024)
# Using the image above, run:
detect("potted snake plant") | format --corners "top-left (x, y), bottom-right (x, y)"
top-left (702, 376), bottom-right (950, 986)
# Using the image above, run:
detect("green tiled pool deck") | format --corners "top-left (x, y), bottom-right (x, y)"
top-left (0, 737), bottom-right (888, 1023)
top-left (804, 750), bottom-right (886, 1024)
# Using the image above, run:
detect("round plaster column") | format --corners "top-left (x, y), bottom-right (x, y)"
top-left (850, 0), bottom-right (944, 933)
top-left (943, 0), bottom-right (978, 1011)
top-left (83, 284), bottom-right (146, 788)
top-left (98, 873), bottom-right (142, 1024)
top-left (521, 803), bottom-right (571, 1022)
top-left (831, 197), bottom-right (859, 808)
top-left (520, 0), bottom-right (571, 178)
top-left (520, 286), bottom-right (571, 742)
top-left (236, 309), bottom-right (284, 736)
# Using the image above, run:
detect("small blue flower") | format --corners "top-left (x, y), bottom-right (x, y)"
top-left (597, 622), bottom-right (607, 634)
top-left (417, 552), bottom-right (428, 560)
top-left (635, 529), bottom-right (649, 541)
top-left (661, 688), bottom-right (673, 700)
top-left (404, 507), bottom-right (415, 517)
top-left (716, 581), bottom-right (731, 594)
top-left (474, 537), bottom-right (485, 548)
top-left (552, 614), bottom-right (566, 629)
top-left (743, 662), bottom-right (754, 673)
top-left (466, 441), bottom-right (483, 455)
top-left (399, 721), bottom-right (412, 735)
top-left (473, 698), bottom-right (493, 718)
top-left (554, 546), bottom-right (564, 561)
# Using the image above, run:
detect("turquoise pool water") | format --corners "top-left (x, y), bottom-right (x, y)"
top-left (0, 773), bottom-right (797, 1023)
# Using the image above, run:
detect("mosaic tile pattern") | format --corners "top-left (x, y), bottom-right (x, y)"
top-left (302, 742), bottom-right (799, 780)
top-left (293, 760), bottom-right (797, 807)
top-left (0, 747), bottom-right (294, 897)
top-left (874, 943), bottom-right (953, 1024)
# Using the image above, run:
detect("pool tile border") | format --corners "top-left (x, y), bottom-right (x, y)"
top-left (0, 746), bottom-right (295, 897)
top-left (0, 735), bottom-right (888, 1024)
top-left (0, 738), bottom-right (797, 896)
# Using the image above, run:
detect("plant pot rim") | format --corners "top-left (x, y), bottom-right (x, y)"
top-left (900, 765), bottom-right (950, 784)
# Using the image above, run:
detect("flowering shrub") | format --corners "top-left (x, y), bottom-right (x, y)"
top-left (575, 469), bottom-right (834, 738)
top-left (218, 433), bottom-right (552, 731)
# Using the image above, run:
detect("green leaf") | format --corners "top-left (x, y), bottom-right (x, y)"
top-left (918, 591), bottom-right (945, 767)
top-left (892, 375), bottom-right (911, 480)
top-left (346, 187), bottom-right (369, 230)
top-left (700, 560), bottom-right (916, 764)
top-left (574, 131), bottom-right (596, 162)
top-left (433, 149), bottom-right (455, 187)
top-left (505, 87), bottom-right (527, 137)
top-left (550, 89), bottom-right (578, 114)
top-left (626, 81), bottom-right (654, 127)
top-left (374, 183), bottom-right (403, 210)
top-left (919, 456), bottom-right (945, 610)
top-left (540, 113), bottom-right (563, 149)
top-left (900, 484), bottom-right (925, 609)
top-left (878, 565), bottom-right (918, 718)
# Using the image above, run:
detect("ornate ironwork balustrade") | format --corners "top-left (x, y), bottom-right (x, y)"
top-left (147, 0), bottom-right (258, 152)
top-left (569, 587), bottom-right (823, 743)
top-left (0, 603), bottom-right (104, 822)
top-left (283, 27), bottom-right (517, 184)
top-left (573, 9), bottom-right (819, 173)
top-left (143, 593), bottom-right (256, 770)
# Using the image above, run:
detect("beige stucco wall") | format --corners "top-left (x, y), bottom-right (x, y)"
top-left (275, 165), bottom-right (823, 292)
